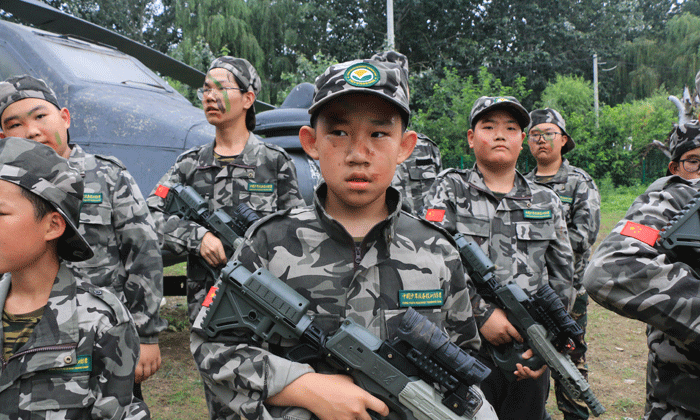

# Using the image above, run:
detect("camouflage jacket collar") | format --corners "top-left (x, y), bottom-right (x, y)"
top-left (526, 158), bottom-right (571, 185)
top-left (67, 144), bottom-right (88, 178)
top-left (468, 164), bottom-right (533, 200)
top-left (313, 182), bottom-right (403, 245)
top-left (197, 132), bottom-right (262, 169)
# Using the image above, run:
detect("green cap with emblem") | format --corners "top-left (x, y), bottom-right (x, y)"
top-left (308, 58), bottom-right (410, 122)
top-left (0, 137), bottom-right (93, 262)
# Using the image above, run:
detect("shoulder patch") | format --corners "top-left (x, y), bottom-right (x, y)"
top-left (620, 221), bottom-right (659, 246)
top-left (76, 281), bottom-right (132, 324)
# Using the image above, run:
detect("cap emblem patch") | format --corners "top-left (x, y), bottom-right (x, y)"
top-left (344, 63), bottom-right (380, 87)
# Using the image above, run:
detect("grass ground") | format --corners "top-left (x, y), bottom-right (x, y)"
top-left (145, 184), bottom-right (651, 419)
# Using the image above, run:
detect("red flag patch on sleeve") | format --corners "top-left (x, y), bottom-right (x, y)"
top-left (620, 221), bottom-right (659, 246)
top-left (202, 286), bottom-right (218, 307)
top-left (154, 184), bottom-right (170, 198)
top-left (425, 209), bottom-right (446, 222)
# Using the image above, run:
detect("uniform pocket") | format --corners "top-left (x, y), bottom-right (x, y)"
top-left (24, 373), bottom-right (93, 412)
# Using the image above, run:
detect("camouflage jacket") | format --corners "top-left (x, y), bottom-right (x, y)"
top-left (424, 165), bottom-right (575, 328)
top-left (147, 133), bottom-right (305, 322)
top-left (190, 183), bottom-right (481, 420)
top-left (583, 175), bottom-right (700, 417)
top-left (525, 159), bottom-right (601, 292)
top-left (0, 266), bottom-right (149, 419)
top-left (64, 145), bottom-right (166, 344)
top-left (391, 133), bottom-right (442, 214)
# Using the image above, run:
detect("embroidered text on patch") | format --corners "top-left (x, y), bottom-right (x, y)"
top-left (247, 183), bottom-right (274, 193)
top-left (523, 209), bottom-right (552, 219)
top-left (82, 193), bottom-right (102, 204)
top-left (399, 289), bottom-right (444, 307)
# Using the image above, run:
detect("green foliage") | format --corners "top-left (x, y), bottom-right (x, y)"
top-left (538, 75), bottom-right (594, 118)
top-left (276, 52), bottom-right (337, 104)
top-left (411, 67), bottom-right (530, 169)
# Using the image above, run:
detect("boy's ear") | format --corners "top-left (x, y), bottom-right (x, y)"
top-left (467, 128), bottom-right (475, 150)
top-left (0, 131), bottom-right (5, 139)
top-left (242, 92), bottom-right (256, 111)
top-left (299, 126), bottom-right (319, 160)
top-left (396, 130), bottom-right (418, 164)
top-left (44, 211), bottom-right (66, 242)
top-left (669, 161), bottom-right (679, 175)
top-left (60, 107), bottom-right (71, 130)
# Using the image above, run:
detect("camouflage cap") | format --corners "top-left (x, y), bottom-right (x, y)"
top-left (0, 137), bottom-right (93, 262)
top-left (208, 56), bottom-right (261, 96)
top-left (469, 96), bottom-right (530, 130)
top-left (670, 120), bottom-right (700, 161)
top-left (0, 75), bottom-right (61, 120)
top-left (308, 59), bottom-right (410, 122)
top-left (528, 108), bottom-right (576, 154)
top-left (371, 51), bottom-right (409, 78)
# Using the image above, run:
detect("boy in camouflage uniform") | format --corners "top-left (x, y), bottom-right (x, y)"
top-left (0, 136), bottom-right (149, 419)
top-left (525, 108), bottom-right (601, 420)
top-left (424, 97), bottom-right (574, 420)
top-left (190, 57), bottom-right (497, 419)
top-left (584, 122), bottom-right (700, 420)
top-left (147, 56), bottom-right (305, 326)
top-left (0, 75), bottom-right (166, 384)
top-left (370, 51), bottom-right (443, 214)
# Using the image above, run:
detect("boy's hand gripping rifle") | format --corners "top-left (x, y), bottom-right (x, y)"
top-left (454, 234), bottom-right (605, 417)
top-left (197, 260), bottom-right (493, 420)
top-left (159, 184), bottom-right (260, 274)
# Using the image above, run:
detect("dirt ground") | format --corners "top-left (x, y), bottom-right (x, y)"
top-left (142, 295), bottom-right (648, 420)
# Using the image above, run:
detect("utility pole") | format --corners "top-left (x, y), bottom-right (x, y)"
top-left (387, 0), bottom-right (395, 50)
top-left (594, 53), bottom-right (599, 129)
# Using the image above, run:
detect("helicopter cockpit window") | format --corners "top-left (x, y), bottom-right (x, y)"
top-left (39, 37), bottom-right (165, 89)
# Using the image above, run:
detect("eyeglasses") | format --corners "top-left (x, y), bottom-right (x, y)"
top-left (197, 86), bottom-right (247, 100)
top-left (679, 158), bottom-right (700, 173)
top-left (528, 132), bottom-right (563, 142)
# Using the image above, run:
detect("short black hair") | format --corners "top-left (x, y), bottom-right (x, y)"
top-left (20, 187), bottom-right (55, 221)
top-left (228, 73), bottom-right (256, 131)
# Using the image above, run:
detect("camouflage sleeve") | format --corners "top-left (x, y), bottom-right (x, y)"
top-left (274, 153), bottom-right (305, 210)
top-left (146, 157), bottom-right (209, 256)
top-left (545, 197), bottom-right (575, 310)
top-left (91, 317), bottom-right (151, 419)
top-left (112, 169), bottom-right (166, 342)
top-left (583, 185), bottom-right (700, 348)
top-left (442, 241), bottom-right (481, 353)
top-left (191, 237), bottom-right (314, 419)
top-left (569, 177), bottom-right (601, 254)
top-left (422, 172), bottom-right (461, 235)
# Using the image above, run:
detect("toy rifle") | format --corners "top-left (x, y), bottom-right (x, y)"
top-left (159, 184), bottom-right (260, 274)
top-left (454, 234), bottom-right (605, 417)
top-left (197, 260), bottom-right (492, 420)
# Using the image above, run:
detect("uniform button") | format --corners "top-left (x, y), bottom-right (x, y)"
top-left (527, 203), bottom-right (532, 208)
top-left (64, 356), bottom-right (73, 364)
top-left (93, 289), bottom-right (102, 295)
top-left (248, 172), bottom-right (255, 178)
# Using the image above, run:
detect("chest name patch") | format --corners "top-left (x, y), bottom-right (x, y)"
top-left (523, 209), bottom-right (552, 219)
top-left (559, 195), bottom-right (573, 204)
top-left (399, 289), bottom-right (443, 307)
top-left (620, 221), bottom-right (659, 246)
top-left (82, 193), bottom-right (103, 204)
top-left (247, 183), bottom-right (274, 193)
top-left (51, 355), bottom-right (92, 373)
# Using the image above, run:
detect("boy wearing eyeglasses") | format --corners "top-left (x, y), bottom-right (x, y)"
top-left (147, 56), bottom-right (305, 325)
top-left (524, 108), bottom-right (601, 420)
top-left (423, 98), bottom-right (574, 420)
top-left (667, 121), bottom-right (700, 180)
